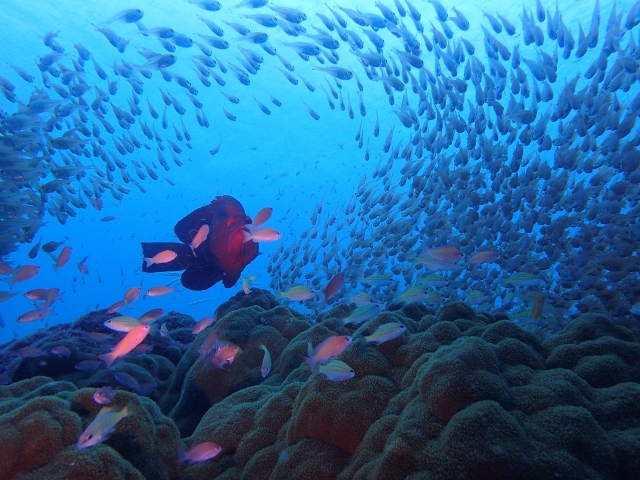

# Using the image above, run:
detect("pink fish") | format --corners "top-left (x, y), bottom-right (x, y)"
top-left (190, 224), bottom-right (210, 256)
top-left (249, 207), bottom-right (273, 232)
top-left (144, 250), bottom-right (177, 267)
top-left (0, 260), bottom-right (14, 275)
top-left (469, 250), bottom-right (499, 265)
top-left (198, 332), bottom-right (218, 360)
top-left (42, 287), bottom-right (63, 310)
top-left (93, 386), bottom-right (117, 405)
top-left (6, 265), bottom-right (40, 288)
top-left (107, 300), bottom-right (125, 313)
top-left (84, 332), bottom-right (113, 342)
top-left (132, 343), bottom-right (153, 354)
top-left (124, 287), bottom-right (142, 306)
top-left (192, 314), bottom-right (217, 334)
top-left (54, 246), bottom-right (72, 271)
top-left (145, 286), bottom-right (176, 297)
top-left (422, 246), bottom-right (462, 263)
top-left (98, 324), bottom-right (150, 369)
top-left (114, 372), bottom-right (140, 390)
top-left (322, 272), bottom-right (344, 305)
top-left (139, 308), bottom-right (164, 324)
top-left (304, 335), bottom-right (352, 372)
top-left (17, 308), bottom-right (55, 323)
top-left (13, 346), bottom-right (45, 358)
top-left (213, 344), bottom-right (240, 367)
top-left (24, 288), bottom-right (50, 300)
top-left (51, 345), bottom-right (71, 358)
top-left (242, 227), bottom-right (281, 243)
top-left (178, 442), bottom-right (222, 465)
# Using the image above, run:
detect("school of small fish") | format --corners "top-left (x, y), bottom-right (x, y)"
top-left (0, 0), bottom-right (639, 461)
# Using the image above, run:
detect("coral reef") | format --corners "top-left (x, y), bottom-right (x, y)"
top-left (0, 377), bottom-right (180, 480)
top-left (2, 289), bottom-right (640, 479)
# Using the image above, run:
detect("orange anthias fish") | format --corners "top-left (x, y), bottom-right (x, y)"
top-left (322, 272), bottom-right (344, 305)
top-left (178, 442), bottom-right (222, 465)
top-left (469, 250), bottom-right (499, 265)
top-left (77, 255), bottom-right (90, 274)
top-left (145, 286), bottom-right (177, 297)
top-left (124, 287), bottom-right (142, 306)
top-left (98, 324), bottom-right (150, 369)
top-left (17, 308), bottom-right (55, 323)
top-left (192, 314), bottom-right (217, 334)
top-left (190, 225), bottom-right (210, 257)
top-left (54, 246), bottom-right (73, 271)
top-left (144, 250), bottom-right (178, 267)
top-left (242, 227), bottom-right (281, 243)
top-left (248, 207), bottom-right (273, 233)
top-left (304, 335), bottom-right (352, 372)
top-left (107, 300), bottom-right (125, 313)
top-left (5, 265), bottom-right (40, 288)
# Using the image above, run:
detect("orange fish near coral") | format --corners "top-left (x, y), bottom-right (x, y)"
top-left (98, 324), bottom-right (150, 369)
top-left (304, 335), bottom-right (352, 372)
top-left (178, 442), bottom-right (222, 465)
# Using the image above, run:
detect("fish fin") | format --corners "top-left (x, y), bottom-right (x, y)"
top-left (173, 198), bottom-right (224, 244)
top-left (221, 266), bottom-right (244, 288)
top-left (307, 341), bottom-right (313, 357)
top-left (141, 242), bottom-right (192, 273)
top-left (122, 399), bottom-right (138, 417)
top-left (181, 264), bottom-right (224, 291)
top-left (98, 352), bottom-right (115, 370)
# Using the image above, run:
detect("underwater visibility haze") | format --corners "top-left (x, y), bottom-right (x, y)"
top-left (1, 0), bottom-right (640, 478)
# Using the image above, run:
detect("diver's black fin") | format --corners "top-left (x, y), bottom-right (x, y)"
top-left (141, 242), bottom-right (194, 273)
top-left (181, 265), bottom-right (224, 291)
top-left (174, 198), bottom-right (223, 244)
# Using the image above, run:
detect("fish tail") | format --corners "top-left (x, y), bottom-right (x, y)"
top-left (122, 399), bottom-right (138, 417)
top-left (242, 230), bottom-right (253, 243)
top-left (177, 445), bottom-right (186, 464)
top-left (305, 357), bottom-right (316, 372)
top-left (98, 352), bottom-right (116, 369)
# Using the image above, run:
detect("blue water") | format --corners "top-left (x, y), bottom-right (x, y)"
top-left (0, 0), bottom-right (638, 346)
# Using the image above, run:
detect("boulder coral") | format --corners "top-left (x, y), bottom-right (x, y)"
top-left (0, 377), bottom-right (180, 480)
top-left (1, 291), bottom-right (640, 479)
